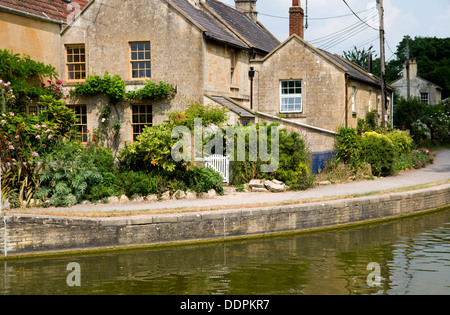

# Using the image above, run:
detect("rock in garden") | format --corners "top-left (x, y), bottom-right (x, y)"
top-left (145, 195), bottom-right (158, 202)
top-left (207, 189), bottom-right (217, 197)
top-left (174, 190), bottom-right (187, 200)
top-left (264, 180), bottom-right (286, 193)
top-left (249, 179), bottom-right (264, 189)
top-left (185, 191), bottom-right (197, 200)
top-left (108, 196), bottom-right (120, 204)
top-left (119, 195), bottom-right (129, 203)
top-left (131, 194), bottom-right (144, 202)
top-left (160, 191), bottom-right (171, 201)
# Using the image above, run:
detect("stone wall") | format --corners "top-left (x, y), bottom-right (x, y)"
top-left (0, 11), bottom-right (62, 74)
top-left (1, 184), bottom-right (449, 257)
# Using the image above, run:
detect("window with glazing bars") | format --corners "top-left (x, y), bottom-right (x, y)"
top-left (132, 104), bottom-right (153, 141)
top-left (67, 105), bottom-right (88, 143)
top-left (66, 45), bottom-right (86, 81)
top-left (130, 42), bottom-right (151, 79)
top-left (280, 80), bottom-right (302, 113)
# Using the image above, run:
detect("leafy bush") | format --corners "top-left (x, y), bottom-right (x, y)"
top-left (361, 132), bottom-right (396, 177)
top-left (335, 127), bottom-right (363, 169)
top-left (387, 130), bottom-right (414, 156)
top-left (36, 140), bottom-right (115, 206)
top-left (184, 166), bottom-right (224, 195)
top-left (230, 123), bottom-right (314, 190)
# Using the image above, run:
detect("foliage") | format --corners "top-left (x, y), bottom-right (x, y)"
top-left (361, 132), bottom-right (396, 177)
top-left (387, 129), bottom-right (414, 156)
top-left (334, 127), bottom-right (418, 178)
top-left (335, 127), bottom-right (363, 170)
top-left (71, 73), bottom-right (176, 105)
top-left (230, 123), bottom-right (315, 191)
top-left (394, 149), bottom-right (434, 172)
top-left (167, 101), bottom-right (229, 129)
top-left (70, 72), bottom-right (126, 104)
top-left (395, 97), bottom-right (450, 146)
top-left (0, 49), bottom-right (59, 111)
top-left (342, 45), bottom-right (377, 71)
top-left (394, 36), bottom-right (450, 99)
top-left (125, 80), bottom-right (177, 102)
top-left (35, 140), bottom-right (110, 207)
top-left (118, 123), bottom-right (177, 172)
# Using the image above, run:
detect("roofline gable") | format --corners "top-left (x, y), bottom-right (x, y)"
top-left (250, 34), bottom-right (348, 73)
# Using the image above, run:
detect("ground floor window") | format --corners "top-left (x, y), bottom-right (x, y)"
top-left (280, 80), bottom-right (302, 113)
top-left (420, 92), bottom-right (429, 104)
top-left (67, 105), bottom-right (88, 143)
top-left (132, 104), bottom-right (153, 141)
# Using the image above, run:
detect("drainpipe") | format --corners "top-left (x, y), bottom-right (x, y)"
top-left (249, 67), bottom-right (255, 110)
top-left (345, 74), bottom-right (349, 128)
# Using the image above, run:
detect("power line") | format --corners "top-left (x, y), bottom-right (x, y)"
top-left (309, 10), bottom-right (378, 48)
top-left (258, 8), bottom-right (372, 21)
top-left (342, 0), bottom-right (378, 31)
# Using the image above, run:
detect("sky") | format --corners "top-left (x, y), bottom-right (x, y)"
top-left (220, 0), bottom-right (450, 59)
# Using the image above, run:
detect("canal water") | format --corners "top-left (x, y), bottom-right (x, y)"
top-left (1, 208), bottom-right (449, 295)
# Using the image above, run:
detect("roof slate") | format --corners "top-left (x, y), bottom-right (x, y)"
top-left (320, 49), bottom-right (392, 91)
top-left (171, 0), bottom-right (249, 50)
top-left (205, 0), bottom-right (280, 53)
top-left (0, 0), bottom-right (89, 23)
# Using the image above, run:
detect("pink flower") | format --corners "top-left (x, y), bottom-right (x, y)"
top-left (41, 83), bottom-right (46, 87)
top-left (15, 135), bottom-right (19, 139)
top-left (47, 80), bottom-right (52, 83)
top-left (1, 114), bottom-right (5, 117)
top-left (1, 120), bottom-right (5, 125)
top-left (32, 152), bottom-right (39, 157)
top-left (35, 135), bottom-right (41, 140)
top-left (45, 129), bottom-right (51, 133)
top-left (101, 118), bottom-right (106, 123)
top-left (9, 112), bottom-right (14, 117)
top-left (42, 124), bottom-right (47, 128)
top-left (55, 87), bottom-right (60, 92)
top-left (48, 135), bottom-right (53, 140)
top-left (8, 145), bottom-right (14, 151)
top-left (35, 124), bottom-right (40, 129)
top-left (56, 79), bottom-right (63, 85)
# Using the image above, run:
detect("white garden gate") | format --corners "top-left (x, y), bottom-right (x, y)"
top-left (205, 154), bottom-right (230, 183)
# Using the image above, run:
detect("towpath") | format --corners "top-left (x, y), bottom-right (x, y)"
top-left (12, 150), bottom-right (450, 215)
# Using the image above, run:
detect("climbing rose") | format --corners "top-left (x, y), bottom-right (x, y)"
top-left (8, 145), bottom-right (14, 151)
top-left (32, 152), bottom-right (39, 157)
top-left (35, 135), bottom-right (41, 140)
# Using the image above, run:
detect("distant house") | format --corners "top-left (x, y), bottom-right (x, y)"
top-left (1, 0), bottom-right (392, 169)
top-left (391, 59), bottom-right (442, 105)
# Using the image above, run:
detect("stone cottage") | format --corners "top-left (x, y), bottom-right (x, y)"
top-left (391, 58), bottom-right (442, 105)
top-left (1, 0), bottom-right (392, 169)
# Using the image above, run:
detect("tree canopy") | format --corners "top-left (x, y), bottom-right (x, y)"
top-left (342, 36), bottom-right (450, 99)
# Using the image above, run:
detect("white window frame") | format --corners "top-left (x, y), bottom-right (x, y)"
top-left (280, 80), bottom-right (303, 113)
top-left (351, 87), bottom-right (357, 113)
top-left (420, 92), bottom-right (429, 104)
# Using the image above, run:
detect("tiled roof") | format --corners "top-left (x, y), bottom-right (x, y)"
top-left (320, 49), bottom-right (393, 91)
top-left (171, 0), bottom-right (249, 50)
top-left (0, 0), bottom-right (89, 23)
top-left (207, 95), bottom-right (255, 118)
top-left (171, 0), bottom-right (279, 54)
top-left (206, 0), bottom-right (279, 54)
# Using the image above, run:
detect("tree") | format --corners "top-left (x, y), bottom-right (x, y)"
top-left (392, 36), bottom-right (450, 99)
top-left (342, 45), bottom-right (377, 71)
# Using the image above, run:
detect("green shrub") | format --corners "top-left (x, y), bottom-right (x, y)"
top-left (387, 130), bottom-right (413, 156)
top-left (185, 166), bottom-right (224, 195)
top-left (116, 171), bottom-right (159, 198)
top-left (361, 132), bottom-right (396, 177)
top-left (335, 127), bottom-right (363, 169)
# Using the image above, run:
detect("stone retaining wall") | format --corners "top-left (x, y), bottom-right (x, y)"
top-left (1, 184), bottom-right (449, 257)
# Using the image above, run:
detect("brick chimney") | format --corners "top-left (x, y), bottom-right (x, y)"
top-left (289, 0), bottom-right (304, 38)
top-left (235, 0), bottom-right (258, 21)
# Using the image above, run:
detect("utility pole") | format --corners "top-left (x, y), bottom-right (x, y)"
top-left (377, 0), bottom-right (387, 128)
top-left (406, 36), bottom-right (411, 99)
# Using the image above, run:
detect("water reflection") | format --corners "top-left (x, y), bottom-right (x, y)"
top-left (1, 208), bottom-right (449, 295)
